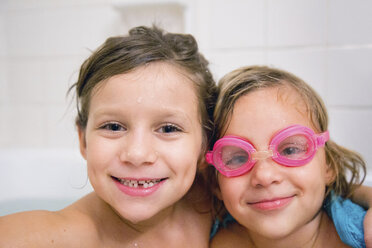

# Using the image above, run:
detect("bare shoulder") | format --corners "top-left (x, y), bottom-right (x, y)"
top-left (210, 222), bottom-right (252, 248)
top-left (319, 211), bottom-right (351, 248)
top-left (210, 227), bottom-right (236, 248)
top-left (0, 210), bottom-right (66, 247)
top-left (0, 196), bottom-right (99, 248)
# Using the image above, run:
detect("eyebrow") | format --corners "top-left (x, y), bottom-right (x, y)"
top-left (91, 106), bottom-right (196, 124)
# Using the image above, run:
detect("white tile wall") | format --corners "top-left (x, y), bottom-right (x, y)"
top-left (0, 15), bottom-right (6, 57)
top-left (42, 55), bottom-right (85, 105)
top-left (326, 48), bottom-right (372, 106)
top-left (267, 48), bottom-right (327, 98)
top-left (1, 0), bottom-right (106, 11)
top-left (210, 0), bottom-right (265, 49)
top-left (0, 105), bottom-right (8, 147)
top-left (0, 13), bottom-right (7, 147)
top-left (267, 0), bottom-right (326, 47)
top-left (5, 9), bottom-right (46, 57)
top-left (41, 5), bottom-right (119, 56)
top-left (112, 3), bottom-right (185, 34)
top-left (0, 59), bottom-right (7, 105)
top-left (7, 58), bottom-right (45, 105)
top-left (328, 108), bottom-right (372, 172)
top-left (5, 5), bottom-right (118, 58)
top-left (207, 50), bottom-right (266, 81)
top-left (328, 0), bottom-right (372, 45)
top-left (1, 0), bottom-right (372, 208)
top-left (45, 104), bottom-right (79, 148)
top-left (5, 104), bottom-right (47, 148)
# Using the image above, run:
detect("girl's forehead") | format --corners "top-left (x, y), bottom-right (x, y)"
top-left (226, 87), bottom-right (312, 138)
top-left (275, 85), bottom-right (308, 113)
top-left (85, 61), bottom-right (206, 130)
top-left (91, 62), bottom-right (197, 99)
top-left (235, 86), bottom-right (307, 116)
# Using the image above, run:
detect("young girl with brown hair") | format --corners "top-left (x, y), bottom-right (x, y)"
top-left (0, 25), bottom-right (216, 248)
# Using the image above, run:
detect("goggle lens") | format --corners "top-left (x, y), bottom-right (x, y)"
top-left (276, 134), bottom-right (311, 161)
top-left (220, 145), bottom-right (250, 170)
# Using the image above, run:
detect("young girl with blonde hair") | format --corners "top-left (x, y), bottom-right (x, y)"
top-left (208, 65), bottom-right (370, 247)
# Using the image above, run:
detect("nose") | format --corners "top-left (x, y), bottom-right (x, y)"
top-left (249, 158), bottom-right (283, 188)
top-left (120, 130), bottom-right (157, 166)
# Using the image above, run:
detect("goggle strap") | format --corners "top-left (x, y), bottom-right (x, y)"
top-left (316, 131), bottom-right (330, 147)
top-left (206, 151), bottom-right (213, 164)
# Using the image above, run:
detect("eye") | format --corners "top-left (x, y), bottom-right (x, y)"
top-left (157, 124), bottom-right (182, 134)
top-left (280, 146), bottom-right (305, 156)
top-left (224, 155), bottom-right (249, 169)
top-left (100, 123), bottom-right (125, 132)
top-left (221, 146), bottom-right (249, 169)
top-left (278, 142), bottom-right (308, 159)
top-left (277, 134), bottom-right (309, 159)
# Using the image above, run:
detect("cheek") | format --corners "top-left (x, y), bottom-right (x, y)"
top-left (85, 137), bottom-right (116, 172)
top-left (162, 138), bottom-right (201, 175)
top-left (181, 132), bottom-right (203, 165)
top-left (218, 175), bottom-right (244, 207)
top-left (312, 151), bottom-right (330, 185)
top-left (293, 152), bottom-right (329, 194)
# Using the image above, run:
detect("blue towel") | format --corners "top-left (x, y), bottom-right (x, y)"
top-left (210, 213), bottom-right (235, 238)
top-left (324, 192), bottom-right (366, 248)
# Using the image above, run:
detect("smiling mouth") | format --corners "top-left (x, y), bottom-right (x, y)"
top-left (112, 177), bottom-right (166, 188)
top-left (248, 196), bottom-right (294, 211)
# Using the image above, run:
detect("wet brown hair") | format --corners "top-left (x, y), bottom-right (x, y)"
top-left (70, 25), bottom-right (216, 156)
top-left (209, 65), bottom-right (366, 217)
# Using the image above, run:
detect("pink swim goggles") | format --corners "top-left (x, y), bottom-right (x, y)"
top-left (206, 125), bottom-right (329, 177)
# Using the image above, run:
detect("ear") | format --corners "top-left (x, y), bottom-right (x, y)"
top-left (215, 186), bottom-right (223, 200)
top-left (77, 125), bottom-right (87, 160)
top-left (324, 163), bottom-right (336, 186)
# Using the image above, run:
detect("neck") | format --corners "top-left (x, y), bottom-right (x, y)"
top-left (91, 192), bottom-right (179, 233)
top-left (88, 187), bottom-right (211, 246)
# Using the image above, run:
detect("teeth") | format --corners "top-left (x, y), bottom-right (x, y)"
top-left (119, 178), bottom-right (161, 188)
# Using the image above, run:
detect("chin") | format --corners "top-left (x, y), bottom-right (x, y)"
top-left (125, 215), bottom-right (152, 224)
top-left (253, 223), bottom-right (294, 240)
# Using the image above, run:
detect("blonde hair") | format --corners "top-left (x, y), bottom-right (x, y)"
top-left (209, 65), bottom-right (366, 217)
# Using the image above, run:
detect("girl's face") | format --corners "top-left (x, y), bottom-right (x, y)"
top-left (217, 87), bottom-right (334, 240)
top-left (78, 62), bottom-right (203, 223)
